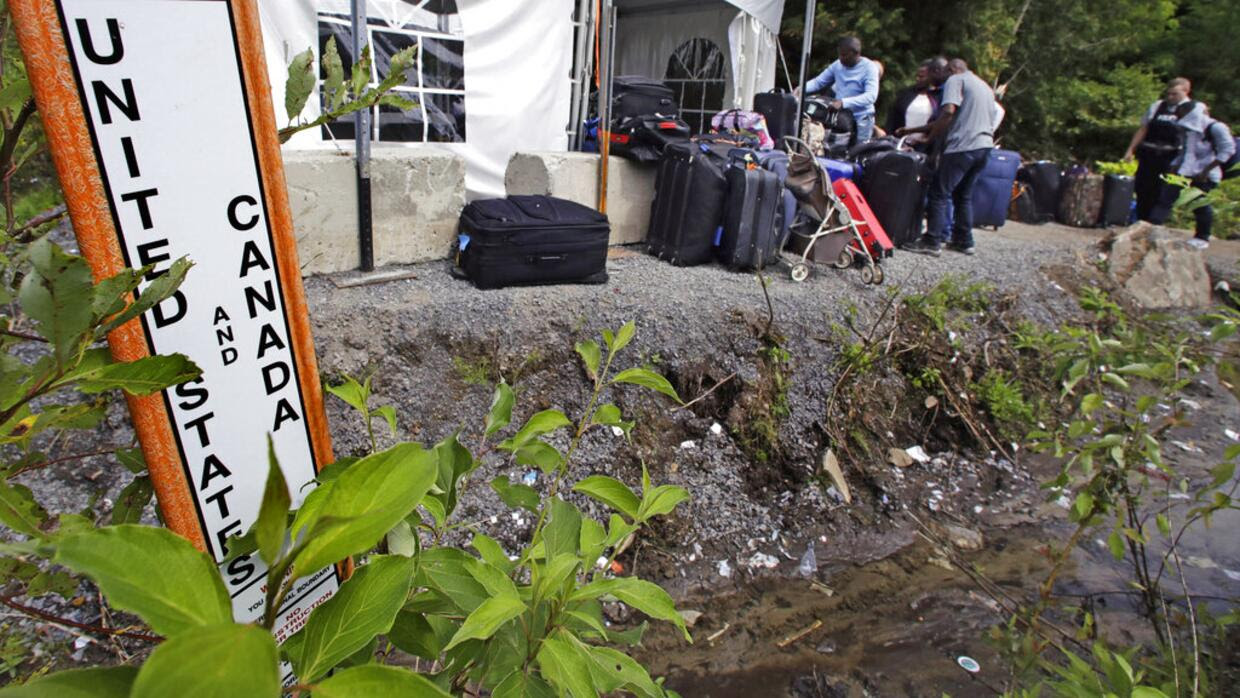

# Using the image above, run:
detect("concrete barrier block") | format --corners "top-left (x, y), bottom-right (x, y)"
top-left (505, 152), bottom-right (655, 246)
top-left (282, 146), bottom-right (466, 276)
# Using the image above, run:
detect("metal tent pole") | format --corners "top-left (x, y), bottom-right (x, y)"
top-left (351, 0), bottom-right (374, 271)
top-left (597, 0), bottom-right (614, 213)
top-left (796, 0), bottom-right (816, 120)
top-left (568, 0), bottom-right (594, 151)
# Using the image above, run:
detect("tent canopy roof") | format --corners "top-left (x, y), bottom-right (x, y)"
top-left (615, 0), bottom-right (784, 35)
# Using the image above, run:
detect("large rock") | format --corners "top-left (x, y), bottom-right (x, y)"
top-left (1103, 223), bottom-right (1211, 309)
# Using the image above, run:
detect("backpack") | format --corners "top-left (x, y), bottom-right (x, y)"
top-left (710, 109), bottom-right (775, 150)
top-left (802, 100), bottom-right (857, 158)
top-left (1208, 121), bottom-right (1240, 180)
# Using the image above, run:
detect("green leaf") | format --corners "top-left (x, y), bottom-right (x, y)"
top-left (590, 404), bottom-right (634, 438)
top-left (350, 44), bottom-right (372, 97)
top-left (1073, 492), bottom-right (1095, 521)
top-left (0, 480), bottom-right (50, 537)
top-left (1080, 393), bottom-right (1104, 415)
top-left (465, 558), bottom-right (520, 599)
top-left (99, 258), bottom-right (192, 335)
top-left (639, 485), bottom-right (689, 521)
top-left (1155, 514), bottom-right (1171, 538)
top-left (110, 476), bottom-right (153, 525)
top-left (131, 623), bottom-right (279, 698)
top-left (490, 476), bottom-right (540, 513)
top-left (545, 497), bottom-right (582, 560)
top-left (293, 555), bottom-right (415, 682)
top-left (493, 670), bottom-right (557, 698)
top-left (291, 443), bottom-right (438, 578)
top-left (573, 476), bottom-right (641, 520)
top-left (1100, 372), bottom-right (1130, 391)
top-left (484, 382), bottom-right (515, 437)
top-left (536, 631), bottom-right (598, 698)
top-left (312, 665), bottom-right (451, 697)
top-left (385, 520), bottom-right (416, 557)
top-left (18, 239), bottom-right (96, 365)
top-left (535, 553), bottom-right (581, 602)
top-left (611, 368), bottom-right (680, 402)
top-left (55, 525), bottom-right (231, 636)
top-left (285, 47), bottom-right (316, 121)
top-left (387, 610), bottom-right (444, 660)
top-left (321, 36), bottom-right (346, 110)
top-left (377, 94), bottom-right (418, 111)
top-left (516, 441), bottom-right (563, 473)
top-left (443, 595), bottom-right (526, 651)
top-left (1107, 530), bottom-right (1126, 561)
top-left (612, 321), bottom-right (636, 354)
top-left (0, 666), bottom-right (137, 698)
top-left (1211, 462), bottom-right (1236, 489)
top-left (255, 438), bottom-right (291, 566)
top-left (0, 76), bottom-right (32, 115)
top-left (579, 517), bottom-right (607, 565)
top-left (373, 406), bottom-right (398, 437)
top-left (575, 340), bottom-right (601, 379)
top-left (115, 447), bottom-right (146, 474)
top-left (568, 577), bottom-right (688, 640)
top-left (588, 646), bottom-right (663, 698)
top-left (326, 376), bottom-right (369, 414)
top-left (470, 534), bottom-right (514, 574)
top-left (72, 354), bottom-right (201, 395)
top-left (498, 409), bottom-right (572, 451)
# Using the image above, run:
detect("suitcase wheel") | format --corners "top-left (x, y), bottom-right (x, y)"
top-left (832, 249), bottom-right (853, 270)
top-left (861, 264), bottom-right (878, 285)
top-left (790, 262), bottom-right (812, 283)
top-left (871, 264), bottom-right (885, 285)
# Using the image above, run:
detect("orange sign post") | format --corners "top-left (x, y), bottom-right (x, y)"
top-left (10, 0), bottom-right (339, 649)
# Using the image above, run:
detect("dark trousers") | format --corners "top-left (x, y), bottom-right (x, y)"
top-left (927, 148), bottom-right (991, 246)
top-left (1134, 153), bottom-right (1177, 224)
top-left (1194, 180), bottom-right (1217, 240)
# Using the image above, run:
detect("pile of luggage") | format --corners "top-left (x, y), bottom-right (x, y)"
top-left (1011, 162), bottom-right (1135, 228)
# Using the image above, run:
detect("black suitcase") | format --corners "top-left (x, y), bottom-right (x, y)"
top-left (612, 76), bottom-right (678, 123)
top-left (857, 149), bottom-right (927, 248)
top-left (718, 165), bottom-right (783, 270)
top-left (647, 142), bottom-right (728, 266)
top-left (457, 196), bottom-right (610, 289)
top-left (1100, 175), bottom-right (1135, 227)
top-left (1018, 161), bottom-right (1062, 223)
top-left (727, 148), bottom-right (796, 242)
top-left (610, 116), bottom-right (691, 162)
top-left (753, 90), bottom-right (798, 147)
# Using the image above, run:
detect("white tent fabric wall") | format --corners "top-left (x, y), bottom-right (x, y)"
top-left (259, 0), bottom-right (574, 199)
top-left (727, 12), bottom-right (779, 109)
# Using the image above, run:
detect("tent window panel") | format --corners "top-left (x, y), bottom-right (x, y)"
top-left (665, 38), bottom-right (725, 135)
top-left (378, 101), bottom-right (425, 142)
top-left (424, 92), bottom-right (466, 142)
top-left (373, 31), bottom-right (421, 90)
top-left (422, 38), bottom-right (465, 90)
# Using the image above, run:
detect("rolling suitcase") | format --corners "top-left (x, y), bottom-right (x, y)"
top-left (1057, 172), bottom-right (1104, 227)
top-left (753, 89), bottom-right (798, 148)
top-left (971, 149), bottom-right (1021, 229)
top-left (832, 178), bottom-right (894, 260)
top-left (728, 148), bottom-right (797, 242)
top-left (1100, 175), bottom-right (1135, 227)
top-left (1018, 161), bottom-right (1062, 223)
top-left (857, 149), bottom-right (927, 247)
top-left (611, 76), bottom-right (678, 122)
top-left (718, 165), bottom-right (783, 270)
top-left (457, 196), bottom-right (610, 290)
top-left (647, 142), bottom-right (728, 266)
top-left (610, 116), bottom-right (691, 163)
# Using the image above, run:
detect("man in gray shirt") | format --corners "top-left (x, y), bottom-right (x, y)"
top-left (899, 59), bottom-right (998, 255)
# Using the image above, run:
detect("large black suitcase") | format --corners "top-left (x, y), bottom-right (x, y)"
top-left (718, 165), bottom-right (783, 270)
top-left (647, 142), bottom-right (728, 266)
top-left (457, 196), bottom-right (610, 289)
top-left (1100, 175), bottom-right (1135, 227)
top-left (856, 149), bottom-right (926, 247)
top-left (610, 116), bottom-right (691, 162)
top-left (728, 148), bottom-right (796, 242)
top-left (753, 90), bottom-right (798, 147)
top-left (1018, 161), bottom-right (1062, 223)
top-left (612, 76), bottom-right (678, 123)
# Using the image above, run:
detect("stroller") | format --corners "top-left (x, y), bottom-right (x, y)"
top-left (781, 138), bottom-right (888, 285)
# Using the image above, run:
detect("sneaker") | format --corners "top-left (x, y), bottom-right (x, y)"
top-left (946, 243), bottom-right (977, 256)
top-left (905, 236), bottom-right (942, 257)
top-left (1186, 238), bottom-right (1209, 250)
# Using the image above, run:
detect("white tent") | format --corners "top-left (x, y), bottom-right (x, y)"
top-left (260, 0), bottom-right (785, 199)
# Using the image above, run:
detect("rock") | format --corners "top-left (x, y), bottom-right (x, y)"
top-left (1103, 223), bottom-right (1211, 309)
top-left (603, 601), bottom-right (632, 623)
top-left (888, 447), bottom-right (915, 468)
top-left (820, 450), bottom-right (851, 504)
top-left (679, 610), bottom-right (704, 628)
top-left (943, 524), bottom-right (984, 552)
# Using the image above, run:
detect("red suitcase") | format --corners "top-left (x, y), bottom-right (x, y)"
top-left (832, 178), bottom-right (894, 260)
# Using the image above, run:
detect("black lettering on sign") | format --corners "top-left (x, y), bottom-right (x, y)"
top-left (183, 411), bottom-right (214, 448)
top-left (91, 78), bottom-right (140, 124)
top-left (200, 453), bottom-right (231, 490)
top-left (75, 18), bottom-right (124, 65)
top-left (214, 521), bottom-right (242, 558)
top-left (262, 361), bottom-right (289, 394)
top-left (239, 240), bottom-right (270, 277)
top-left (256, 324), bottom-right (286, 359)
top-left (175, 379), bottom-right (208, 411)
top-left (226, 555), bottom-right (257, 588)
top-left (120, 136), bottom-right (140, 178)
top-left (228, 195), bottom-right (259, 231)
top-left (272, 399), bottom-right (301, 432)
top-left (204, 485), bottom-right (234, 518)
top-left (222, 347), bottom-right (238, 366)
top-left (121, 188), bottom-right (158, 230)
top-left (245, 279), bottom-right (276, 318)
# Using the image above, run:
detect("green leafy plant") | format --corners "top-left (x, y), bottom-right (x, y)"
top-left (1095, 160), bottom-right (1138, 177)
top-left (325, 374), bottom-right (398, 453)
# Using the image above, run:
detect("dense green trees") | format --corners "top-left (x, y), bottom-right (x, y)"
top-left (781, 0), bottom-right (1236, 164)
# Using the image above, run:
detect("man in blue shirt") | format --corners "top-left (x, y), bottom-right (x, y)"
top-left (795, 36), bottom-right (881, 141)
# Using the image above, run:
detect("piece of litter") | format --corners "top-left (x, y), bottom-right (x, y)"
top-left (776, 619), bottom-right (823, 648)
top-left (1224, 569), bottom-right (1240, 582)
top-left (717, 560), bottom-right (732, 578)
top-left (1226, 429), bottom-right (1240, 441)
top-left (510, 512), bottom-right (522, 522)
top-left (679, 440), bottom-right (697, 450)
top-left (680, 610), bottom-right (704, 628)
top-left (924, 395), bottom-right (939, 409)
top-left (1172, 440), bottom-right (1203, 454)
top-left (73, 636), bottom-right (91, 650)
top-left (522, 471), bottom-right (537, 486)
top-left (596, 556), bottom-right (609, 569)
top-left (706, 623), bottom-right (731, 643)
top-left (889, 447), bottom-right (915, 468)
top-left (809, 580), bottom-right (835, 596)
top-left (797, 543), bottom-right (818, 578)
top-left (1185, 555), bottom-right (1219, 570)
top-left (611, 426), bottom-right (625, 437)
top-left (489, 515), bottom-right (498, 524)
top-left (973, 505), bottom-right (984, 514)
top-left (820, 450), bottom-right (851, 504)
top-left (609, 560), bottom-right (624, 574)
top-left (748, 552), bottom-right (779, 569)
top-left (710, 422), bottom-right (724, 435)
top-left (906, 446), bottom-right (931, 463)
top-left (957, 656), bottom-right (981, 673)
top-left (1178, 399), bottom-right (1201, 411)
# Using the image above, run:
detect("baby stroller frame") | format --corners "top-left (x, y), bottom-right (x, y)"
top-left (781, 137), bottom-right (885, 285)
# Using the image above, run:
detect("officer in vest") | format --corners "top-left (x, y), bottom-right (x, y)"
top-left (1123, 77), bottom-right (1209, 224)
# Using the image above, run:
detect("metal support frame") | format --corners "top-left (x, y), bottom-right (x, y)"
top-left (596, 0), bottom-right (615, 213)
top-left (567, 0), bottom-right (596, 151)
top-left (351, 0), bottom-right (374, 272)
top-left (796, 0), bottom-right (816, 120)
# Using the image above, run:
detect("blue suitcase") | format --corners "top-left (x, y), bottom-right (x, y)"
top-left (818, 157), bottom-right (860, 182)
top-left (971, 149), bottom-right (1021, 228)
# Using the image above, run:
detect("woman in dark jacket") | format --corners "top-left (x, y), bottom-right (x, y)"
top-left (885, 60), bottom-right (937, 150)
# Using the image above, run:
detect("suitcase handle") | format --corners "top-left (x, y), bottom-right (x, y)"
top-left (527, 254), bottom-right (567, 266)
